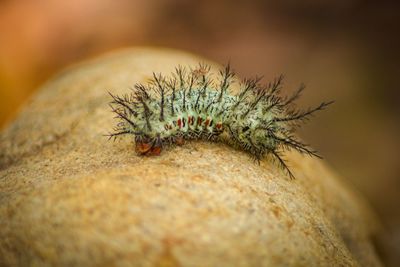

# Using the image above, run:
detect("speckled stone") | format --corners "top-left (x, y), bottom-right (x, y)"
top-left (0, 48), bottom-right (384, 267)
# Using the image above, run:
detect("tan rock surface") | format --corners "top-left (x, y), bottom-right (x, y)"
top-left (0, 48), bottom-right (384, 266)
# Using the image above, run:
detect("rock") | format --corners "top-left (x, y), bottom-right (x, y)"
top-left (0, 47), bottom-right (384, 266)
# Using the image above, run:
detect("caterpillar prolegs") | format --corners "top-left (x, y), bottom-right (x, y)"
top-left (108, 64), bottom-right (333, 178)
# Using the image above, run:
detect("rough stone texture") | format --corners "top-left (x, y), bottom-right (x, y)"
top-left (0, 48), bottom-right (384, 267)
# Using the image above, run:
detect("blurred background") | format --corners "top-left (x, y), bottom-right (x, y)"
top-left (0, 0), bottom-right (399, 265)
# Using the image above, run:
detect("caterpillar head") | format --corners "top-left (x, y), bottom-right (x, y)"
top-left (134, 135), bottom-right (162, 156)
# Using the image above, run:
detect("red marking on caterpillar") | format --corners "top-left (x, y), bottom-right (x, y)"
top-left (197, 117), bottom-right (203, 126)
top-left (204, 118), bottom-right (210, 127)
top-left (188, 116), bottom-right (194, 125)
top-left (107, 63), bottom-right (333, 179)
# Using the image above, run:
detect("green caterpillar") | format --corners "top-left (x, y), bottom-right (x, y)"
top-left (108, 64), bottom-right (333, 178)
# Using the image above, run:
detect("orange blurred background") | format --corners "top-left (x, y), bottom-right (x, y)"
top-left (0, 0), bottom-right (399, 265)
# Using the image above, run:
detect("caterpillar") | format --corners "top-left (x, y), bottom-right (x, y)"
top-left (108, 63), bottom-right (333, 179)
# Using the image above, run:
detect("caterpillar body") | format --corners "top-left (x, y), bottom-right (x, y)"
top-left (108, 64), bottom-right (333, 178)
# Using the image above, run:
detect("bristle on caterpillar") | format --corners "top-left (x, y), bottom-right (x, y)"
top-left (107, 63), bottom-right (333, 179)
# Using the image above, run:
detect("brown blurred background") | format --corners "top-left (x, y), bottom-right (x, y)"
top-left (0, 0), bottom-right (399, 265)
